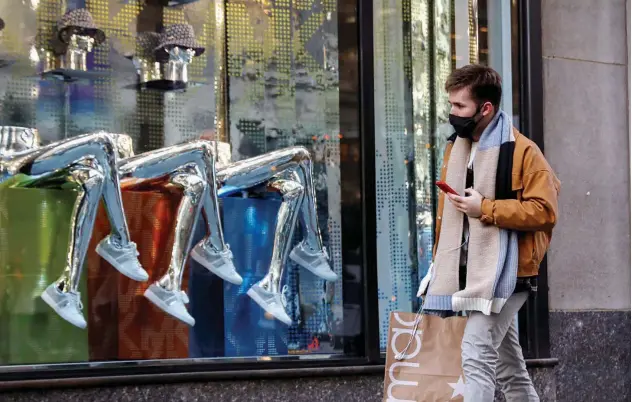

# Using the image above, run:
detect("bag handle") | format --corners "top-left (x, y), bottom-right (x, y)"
top-left (397, 238), bottom-right (469, 361)
top-left (394, 302), bottom-right (425, 361)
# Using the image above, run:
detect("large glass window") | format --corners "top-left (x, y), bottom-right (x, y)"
top-left (0, 0), bottom-right (363, 371)
top-left (373, 0), bottom-right (515, 351)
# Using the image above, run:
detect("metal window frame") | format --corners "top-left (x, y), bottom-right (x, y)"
top-left (516, 0), bottom-right (552, 360)
top-left (358, 0), bottom-right (381, 365)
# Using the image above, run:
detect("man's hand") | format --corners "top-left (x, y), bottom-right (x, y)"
top-left (447, 188), bottom-right (483, 218)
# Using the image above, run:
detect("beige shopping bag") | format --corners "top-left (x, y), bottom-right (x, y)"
top-left (383, 311), bottom-right (468, 402)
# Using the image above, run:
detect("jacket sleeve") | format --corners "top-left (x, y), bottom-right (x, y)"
top-left (479, 168), bottom-right (560, 231)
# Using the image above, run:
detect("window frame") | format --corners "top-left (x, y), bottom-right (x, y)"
top-left (516, 0), bottom-right (553, 361)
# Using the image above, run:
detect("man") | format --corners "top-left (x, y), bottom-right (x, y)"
top-left (431, 65), bottom-right (560, 401)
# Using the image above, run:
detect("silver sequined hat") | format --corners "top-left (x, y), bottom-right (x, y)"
top-left (57, 8), bottom-right (106, 45)
top-left (154, 24), bottom-right (205, 58)
top-left (135, 31), bottom-right (161, 59)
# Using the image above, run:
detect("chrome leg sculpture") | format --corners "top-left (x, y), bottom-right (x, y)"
top-left (245, 176), bottom-right (304, 326)
top-left (117, 143), bottom-right (336, 326)
top-left (216, 146), bottom-right (337, 325)
top-left (0, 127), bottom-right (334, 328)
top-left (114, 139), bottom-right (242, 326)
top-left (0, 127), bottom-right (146, 329)
top-left (114, 140), bottom-right (334, 326)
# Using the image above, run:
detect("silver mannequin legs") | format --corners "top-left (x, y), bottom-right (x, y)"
top-left (0, 127), bottom-right (331, 327)
top-left (216, 146), bottom-right (330, 296)
top-left (1, 132), bottom-right (135, 293)
top-left (217, 146), bottom-right (323, 251)
top-left (129, 144), bottom-right (329, 296)
top-left (117, 140), bottom-right (228, 292)
top-left (255, 176), bottom-right (304, 294)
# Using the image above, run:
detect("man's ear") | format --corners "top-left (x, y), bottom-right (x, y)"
top-left (482, 101), bottom-right (494, 117)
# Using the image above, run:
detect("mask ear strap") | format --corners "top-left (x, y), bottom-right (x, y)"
top-left (474, 102), bottom-right (489, 121)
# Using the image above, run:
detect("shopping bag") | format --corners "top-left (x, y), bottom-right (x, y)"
top-left (383, 311), bottom-right (467, 402)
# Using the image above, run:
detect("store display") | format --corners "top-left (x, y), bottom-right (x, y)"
top-left (242, 179), bottom-right (302, 326)
top-left (87, 186), bottom-right (191, 360)
top-left (155, 24), bottom-right (205, 59)
top-left (127, 24), bottom-right (205, 90)
top-left (0, 127), bottom-right (146, 329)
top-left (130, 32), bottom-right (162, 85)
top-left (113, 140), bottom-right (338, 327)
top-left (224, 0), bottom-right (343, 339)
top-left (57, 8), bottom-right (106, 46)
top-left (215, 146), bottom-right (337, 325)
top-left (114, 136), bottom-right (240, 326)
top-left (0, 184), bottom-right (89, 364)
top-left (40, 8), bottom-right (107, 79)
top-left (0, 0), bottom-right (348, 363)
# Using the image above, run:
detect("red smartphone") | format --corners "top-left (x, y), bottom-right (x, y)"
top-left (435, 180), bottom-right (460, 196)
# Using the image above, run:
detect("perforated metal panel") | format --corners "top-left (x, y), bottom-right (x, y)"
top-left (373, 0), bottom-right (417, 350)
top-left (434, 0), bottom-right (454, 184)
top-left (373, 0), bottom-right (482, 351)
top-left (226, 0), bottom-right (343, 355)
top-left (0, 0), bottom-right (222, 152)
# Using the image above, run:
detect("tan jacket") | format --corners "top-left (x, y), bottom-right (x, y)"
top-left (433, 129), bottom-right (561, 277)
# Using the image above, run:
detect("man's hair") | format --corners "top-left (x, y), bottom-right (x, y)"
top-left (445, 64), bottom-right (502, 108)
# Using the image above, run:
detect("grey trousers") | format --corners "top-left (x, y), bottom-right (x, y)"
top-left (462, 292), bottom-right (540, 402)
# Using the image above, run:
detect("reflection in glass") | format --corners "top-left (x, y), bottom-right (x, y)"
top-left (374, 0), bottom-right (495, 351)
top-left (0, 0), bottom-right (358, 366)
top-left (226, 0), bottom-right (345, 357)
top-left (373, 0), bottom-right (418, 350)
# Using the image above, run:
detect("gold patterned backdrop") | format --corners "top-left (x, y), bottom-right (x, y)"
top-left (0, 0), bottom-right (225, 149)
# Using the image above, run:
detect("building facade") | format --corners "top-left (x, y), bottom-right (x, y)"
top-left (542, 0), bottom-right (631, 401)
top-left (0, 0), bottom-right (629, 401)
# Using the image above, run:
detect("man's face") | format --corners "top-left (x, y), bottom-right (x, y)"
top-left (448, 87), bottom-right (478, 117)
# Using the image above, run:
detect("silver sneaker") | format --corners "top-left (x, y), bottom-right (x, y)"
top-left (41, 283), bottom-right (86, 329)
top-left (96, 235), bottom-right (148, 282)
top-left (246, 283), bottom-right (292, 326)
top-left (289, 242), bottom-right (338, 281)
top-left (144, 283), bottom-right (195, 326)
top-left (190, 242), bottom-right (242, 285)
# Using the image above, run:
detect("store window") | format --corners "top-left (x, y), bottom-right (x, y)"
top-left (0, 0), bottom-right (363, 371)
top-left (373, 0), bottom-right (516, 351)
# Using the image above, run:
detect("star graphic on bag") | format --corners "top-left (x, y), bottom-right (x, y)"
top-left (448, 376), bottom-right (466, 399)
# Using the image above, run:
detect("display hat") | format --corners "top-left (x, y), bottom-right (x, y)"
top-left (154, 24), bottom-right (204, 58)
top-left (57, 8), bottom-right (106, 45)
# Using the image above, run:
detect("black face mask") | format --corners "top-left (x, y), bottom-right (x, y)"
top-left (449, 105), bottom-right (482, 139)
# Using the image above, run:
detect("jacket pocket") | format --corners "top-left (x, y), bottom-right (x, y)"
top-left (532, 231), bottom-right (551, 266)
top-left (518, 231), bottom-right (534, 268)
